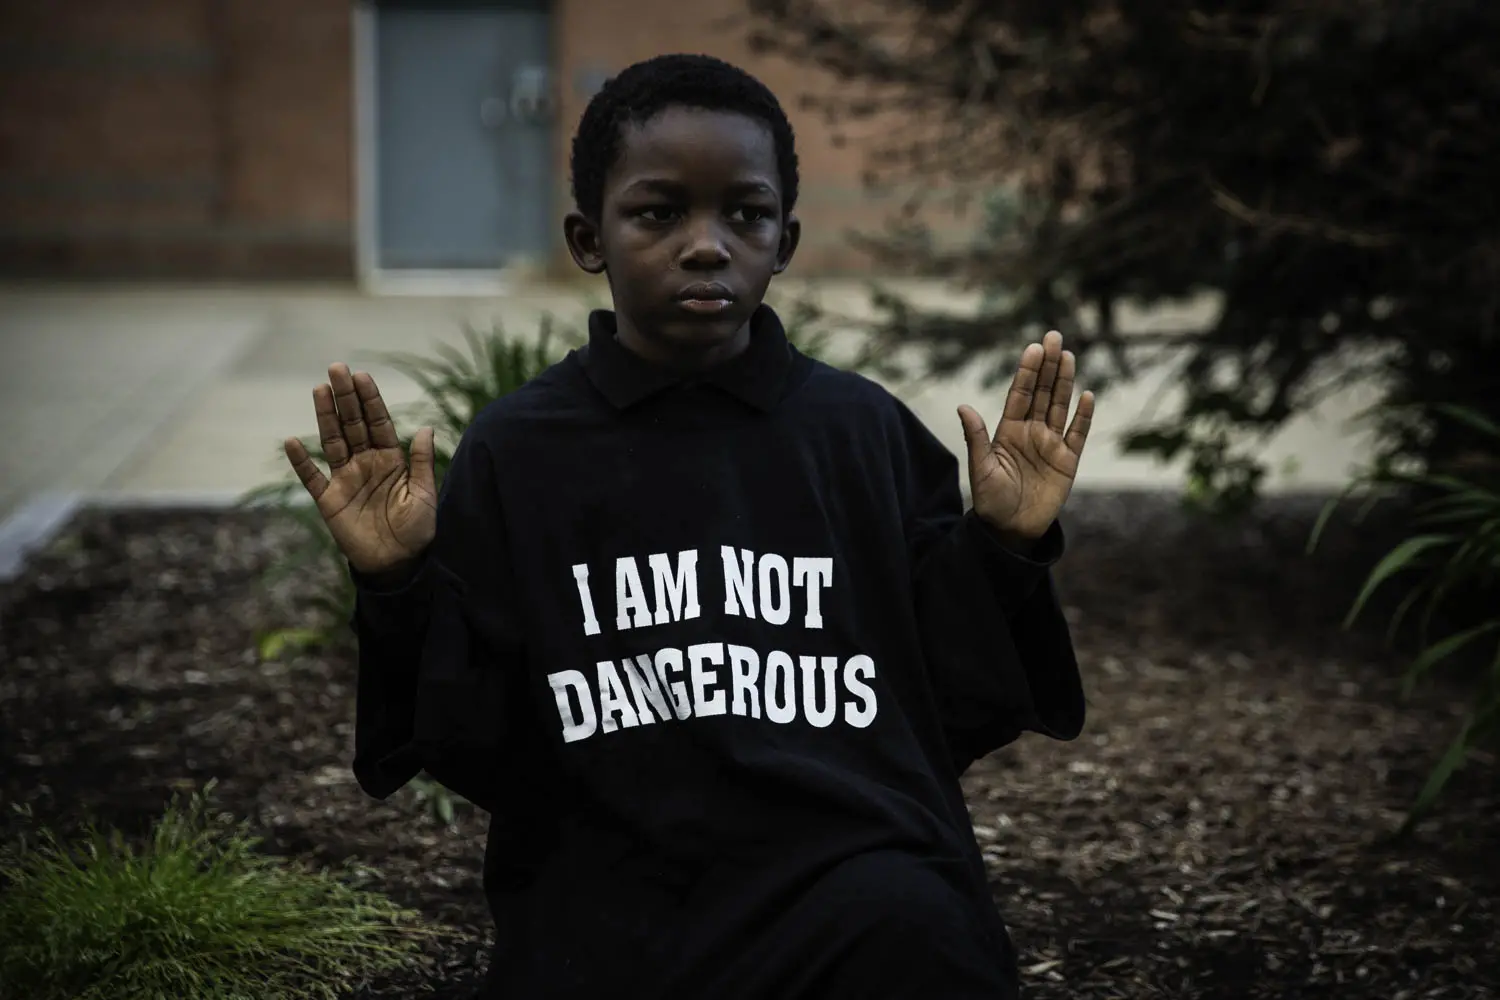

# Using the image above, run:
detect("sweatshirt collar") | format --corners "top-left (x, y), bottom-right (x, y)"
top-left (579, 304), bottom-right (797, 413)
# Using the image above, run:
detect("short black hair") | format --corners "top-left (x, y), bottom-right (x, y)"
top-left (568, 53), bottom-right (800, 222)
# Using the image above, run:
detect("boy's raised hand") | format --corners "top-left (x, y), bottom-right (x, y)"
top-left (958, 331), bottom-right (1095, 545)
top-left (283, 363), bottom-right (438, 576)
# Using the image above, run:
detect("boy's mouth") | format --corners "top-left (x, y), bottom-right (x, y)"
top-left (676, 282), bottom-right (736, 315)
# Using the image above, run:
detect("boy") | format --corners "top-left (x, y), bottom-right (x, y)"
top-left (285, 54), bottom-right (1093, 999)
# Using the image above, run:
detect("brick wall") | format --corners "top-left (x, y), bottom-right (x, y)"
top-left (0, 0), bottom-right (967, 281)
top-left (0, 0), bottom-right (353, 280)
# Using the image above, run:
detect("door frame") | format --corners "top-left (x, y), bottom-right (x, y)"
top-left (351, 1), bottom-right (541, 295)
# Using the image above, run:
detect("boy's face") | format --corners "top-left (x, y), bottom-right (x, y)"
top-left (564, 106), bottom-right (800, 365)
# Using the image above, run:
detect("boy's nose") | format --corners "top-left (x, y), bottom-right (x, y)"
top-left (679, 223), bottom-right (731, 269)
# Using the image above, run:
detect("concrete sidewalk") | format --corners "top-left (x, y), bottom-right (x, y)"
top-left (0, 281), bottom-right (1383, 579)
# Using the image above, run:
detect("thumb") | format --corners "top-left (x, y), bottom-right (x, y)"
top-left (408, 426), bottom-right (437, 495)
top-left (957, 405), bottom-right (991, 473)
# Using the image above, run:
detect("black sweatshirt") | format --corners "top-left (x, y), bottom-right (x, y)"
top-left (349, 305), bottom-right (1085, 999)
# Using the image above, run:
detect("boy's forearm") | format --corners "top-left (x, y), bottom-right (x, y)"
top-left (346, 553), bottom-right (437, 643)
top-left (962, 512), bottom-right (1065, 616)
top-left (911, 507), bottom-right (1084, 770)
top-left (350, 611), bottom-right (427, 800)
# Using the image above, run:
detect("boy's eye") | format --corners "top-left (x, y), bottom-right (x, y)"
top-left (636, 206), bottom-right (680, 223)
top-left (730, 206), bottom-right (773, 223)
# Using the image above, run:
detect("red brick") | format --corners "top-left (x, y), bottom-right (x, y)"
top-left (0, 0), bottom-right (953, 280)
top-left (218, 0), bottom-right (352, 226)
top-left (0, 0), bottom-right (211, 49)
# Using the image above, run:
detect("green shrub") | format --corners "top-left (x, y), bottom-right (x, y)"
top-left (0, 781), bottom-right (445, 1000)
top-left (1310, 404), bottom-right (1500, 831)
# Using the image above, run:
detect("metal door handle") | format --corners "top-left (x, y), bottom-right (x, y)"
top-left (480, 97), bottom-right (506, 128)
top-left (510, 66), bottom-right (553, 124)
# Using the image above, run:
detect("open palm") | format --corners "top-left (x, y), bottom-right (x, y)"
top-left (959, 330), bottom-right (1095, 541)
top-left (283, 363), bottom-right (438, 576)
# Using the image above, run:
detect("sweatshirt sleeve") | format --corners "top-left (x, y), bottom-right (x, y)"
top-left (893, 400), bottom-right (1086, 775)
top-left (347, 424), bottom-right (528, 814)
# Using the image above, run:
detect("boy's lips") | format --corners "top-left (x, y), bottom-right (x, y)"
top-left (677, 298), bottom-right (734, 315)
top-left (675, 282), bottom-right (737, 316)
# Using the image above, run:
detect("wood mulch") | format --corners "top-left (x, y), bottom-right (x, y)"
top-left (0, 491), bottom-right (1494, 999)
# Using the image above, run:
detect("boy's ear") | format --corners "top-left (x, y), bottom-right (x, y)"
top-left (563, 211), bottom-right (606, 274)
top-left (772, 214), bottom-right (801, 275)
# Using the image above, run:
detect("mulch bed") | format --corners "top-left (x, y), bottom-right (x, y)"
top-left (1, 491), bottom-right (1495, 999)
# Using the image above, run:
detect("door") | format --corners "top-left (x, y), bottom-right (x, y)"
top-left (374, 2), bottom-right (553, 271)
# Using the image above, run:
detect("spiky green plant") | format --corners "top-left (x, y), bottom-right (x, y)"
top-left (243, 316), bottom-right (577, 659)
top-left (0, 781), bottom-right (448, 1000)
top-left (1310, 403), bottom-right (1500, 831)
top-left (378, 315), bottom-right (576, 485)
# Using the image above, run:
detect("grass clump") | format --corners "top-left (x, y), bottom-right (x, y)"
top-left (0, 780), bottom-right (448, 1000)
top-left (1311, 403), bottom-right (1500, 831)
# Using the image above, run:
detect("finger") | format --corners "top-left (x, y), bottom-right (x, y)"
top-left (313, 383), bottom-right (350, 469)
top-left (329, 363), bottom-right (371, 455)
top-left (957, 405), bottom-right (991, 473)
top-left (354, 371), bottom-right (400, 450)
top-left (283, 436), bottom-right (330, 501)
top-left (1048, 350), bottom-right (1077, 435)
top-left (1029, 330), bottom-right (1064, 428)
top-left (1001, 342), bottom-right (1044, 424)
top-left (1064, 390), bottom-right (1096, 457)
top-left (408, 426), bottom-right (437, 497)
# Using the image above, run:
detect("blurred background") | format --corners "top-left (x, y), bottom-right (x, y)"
top-left (0, 0), bottom-right (1415, 535)
top-left (1, 3), bottom-right (1497, 998)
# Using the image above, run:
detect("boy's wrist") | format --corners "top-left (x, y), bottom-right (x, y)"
top-left (971, 512), bottom-right (1045, 556)
top-left (352, 555), bottom-right (425, 593)
top-left (990, 528), bottom-right (1041, 557)
top-left (967, 511), bottom-right (1065, 565)
top-left (371, 560), bottom-right (419, 588)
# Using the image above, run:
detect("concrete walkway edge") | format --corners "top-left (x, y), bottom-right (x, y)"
top-left (0, 488), bottom-right (320, 584)
top-left (0, 491), bottom-right (85, 581)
